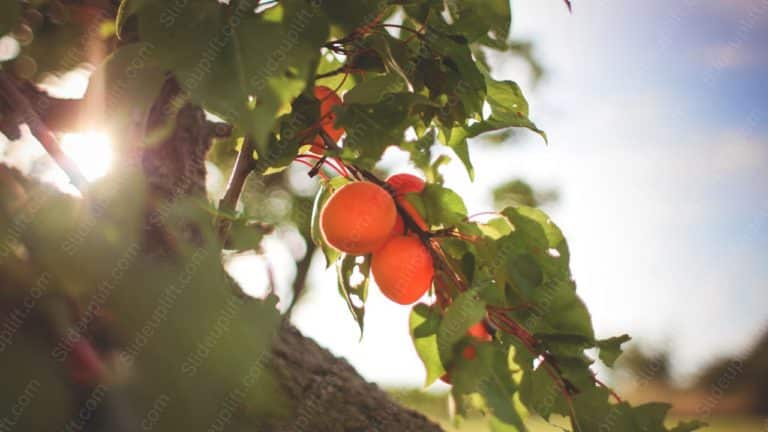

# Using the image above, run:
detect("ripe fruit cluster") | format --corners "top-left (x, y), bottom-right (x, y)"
top-left (320, 174), bottom-right (433, 305)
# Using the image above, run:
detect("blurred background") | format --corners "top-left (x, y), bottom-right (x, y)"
top-left (1, 0), bottom-right (766, 430)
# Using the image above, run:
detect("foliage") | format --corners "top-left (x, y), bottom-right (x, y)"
top-left (0, 0), bottom-right (705, 431)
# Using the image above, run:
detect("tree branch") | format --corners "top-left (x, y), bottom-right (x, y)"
top-left (285, 242), bottom-right (316, 317)
top-left (0, 71), bottom-right (89, 193)
top-left (217, 136), bottom-right (257, 238)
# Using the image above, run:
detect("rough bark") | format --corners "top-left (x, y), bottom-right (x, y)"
top-left (266, 323), bottom-right (443, 432)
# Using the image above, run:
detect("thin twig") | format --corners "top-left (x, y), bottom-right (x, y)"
top-left (317, 66), bottom-right (348, 80)
top-left (217, 136), bottom-right (257, 238)
top-left (489, 311), bottom-right (581, 429)
top-left (0, 71), bottom-right (89, 192)
top-left (593, 375), bottom-right (623, 403)
top-left (376, 23), bottom-right (425, 39)
top-left (285, 242), bottom-right (316, 317)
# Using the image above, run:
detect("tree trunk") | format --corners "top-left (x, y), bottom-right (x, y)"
top-left (267, 323), bottom-right (443, 431)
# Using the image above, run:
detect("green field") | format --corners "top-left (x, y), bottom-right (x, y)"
top-left (391, 389), bottom-right (766, 432)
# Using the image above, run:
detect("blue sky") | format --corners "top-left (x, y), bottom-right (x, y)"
top-left (284, 0), bottom-right (768, 387)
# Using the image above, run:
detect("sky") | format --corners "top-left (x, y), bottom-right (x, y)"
top-left (286, 0), bottom-right (768, 387)
top-left (1, 0), bottom-right (765, 389)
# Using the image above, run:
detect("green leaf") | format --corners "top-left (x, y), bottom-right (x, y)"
top-left (448, 0), bottom-right (511, 47)
top-left (115, 0), bottom-right (149, 38)
top-left (336, 254), bottom-right (371, 338)
top-left (632, 402), bottom-right (673, 431)
top-left (342, 74), bottom-right (406, 104)
top-left (450, 343), bottom-right (527, 431)
top-left (597, 334), bottom-right (631, 367)
top-left (0, 0), bottom-right (20, 37)
top-left (337, 92), bottom-right (436, 168)
top-left (427, 28), bottom-right (487, 116)
top-left (501, 205), bottom-right (571, 279)
top-left (400, 128), bottom-right (435, 175)
top-left (538, 334), bottom-right (595, 361)
top-left (310, 182), bottom-right (342, 267)
top-left (670, 420), bottom-right (708, 432)
top-left (448, 76), bottom-right (546, 146)
top-left (477, 345), bottom-right (527, 431)
top-left (263, 92), bottom-right (323, 172)
top-left (519, 364), bottom-right (562, 420)
top-left (0, 330), bottom-right (75, 430)
top-left (567, 386), bottom-right (614, 431)
top-left (478, 217), bottom-right (514, 239)
top-left (134, 0), bottom-right (330, 148)
top-left (409, 303), bottom-right (446, 386)
top-left (224, 218), bottom-right (272, 252)
top-left (529, 279), bottom-right (595, 342)
top-left (437, 289), bottom-right (486, 365)
top-left (321, 0), bottom-right (390, 32)
top-left (366, 33), bottom-right (413, 89)
top-left (444, 130), bottom-right (475, 180)
top-left (315, 53), bottom-right (357, 92)
top-left (421, 184), bottom-right (467, 227)
top-left (489, 415), bottom-right (525, 432)
top-left (493, 179), bottom-right (543, 208)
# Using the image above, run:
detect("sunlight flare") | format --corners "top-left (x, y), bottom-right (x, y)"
top-left (59, 131), bottom-right (114, 182)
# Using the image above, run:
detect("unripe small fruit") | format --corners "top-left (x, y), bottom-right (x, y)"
top-left (467, 321), bottom-right (493, 342)
top-left (438, 323), bottom-right (491, 385)
top-left (386, 173), bottom-right (427, 234)
top-left (372, 236), bottom-right (434, 305)
top-left (439, 345), bottom-right (478, 384)
top-left (320, 182), bottom-right (396, 255)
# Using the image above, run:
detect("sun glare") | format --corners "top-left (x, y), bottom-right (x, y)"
top-left (60, 131), bottom-right (114, 181)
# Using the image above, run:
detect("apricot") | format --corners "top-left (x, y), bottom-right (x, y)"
top-left (320, 182), bottom-right (396, 255)
top-left (310, 86), bottom-right (344, 153)
top-left (467, 321), bottom-right (493, 342)
top-left (372, 236), bottom-right (434, 305)
top-left (386, 173), bottom-right (428, 234)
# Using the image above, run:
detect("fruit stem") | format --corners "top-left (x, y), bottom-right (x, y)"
top-left (293, 158), bottom-right (329, 180)
top-left (295, 154), bottom-right (348, 178)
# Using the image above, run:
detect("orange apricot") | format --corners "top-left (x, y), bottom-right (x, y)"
top-left (372, 236), bottom-right (434, 305)
top-left (387, 173), bottom-right (425, 195)
top-left (386, 173), bottom-right (428, 234)
top-left (310, 86), bottom-right (344, 153)
top-left (320, 182), bottom-right (396, 255)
